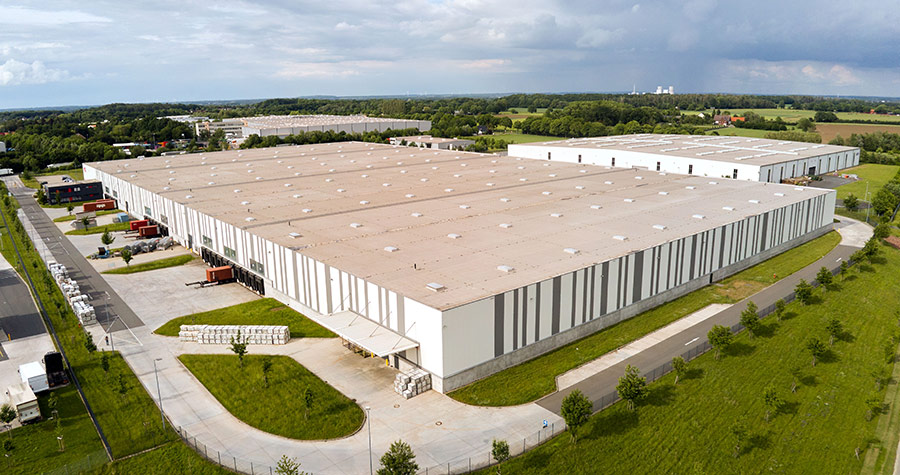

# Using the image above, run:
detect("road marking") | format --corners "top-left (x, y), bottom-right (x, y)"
top-left (685, 337), bottom-right (699, 346)
top-left (836, 257), bottom-right (842, 262)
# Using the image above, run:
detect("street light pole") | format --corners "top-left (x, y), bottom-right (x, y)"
top-left (153, 358), bottom-right (165, 430)
top-left (366, 406), bottom-right (373, 475)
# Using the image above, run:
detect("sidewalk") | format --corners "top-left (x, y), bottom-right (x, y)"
top-left (539, 218), bottom-right (871, 413)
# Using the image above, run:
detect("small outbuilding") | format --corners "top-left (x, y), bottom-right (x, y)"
top-left (6, 383), bottom-right (40, 423)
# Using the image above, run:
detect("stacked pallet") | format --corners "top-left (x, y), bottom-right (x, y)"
top-left (393, 369), bottom-right (432, 399)
top-left (48, 261), bottom-right (95, 325)
top-left (177, 325), bottom-right (290, 345)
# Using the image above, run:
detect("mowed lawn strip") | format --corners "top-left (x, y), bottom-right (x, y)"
top-left (102, 254), bottom-right (195, 274)
top-left (478, 244), bottom-right (900, 474)
top-left (65, 222), bottom-right (131, 235)
top-left (87, 442), bottom-right (235, 475)
top-left (4, 385), bottom-right (107, 473)
top-left (155, 298), bottom-right (336, 339)
top-left (54, 209), bottom-right (121, 222)
top-left (835, 164), bottom-right (900, 201)
top-left (449, 230), bottom-right (841, 406)
top-left (179, 354), bottom-right (364, 440)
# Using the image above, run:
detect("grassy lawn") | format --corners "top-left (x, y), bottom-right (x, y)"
top-left (449, 231), bottom-right (842, 406)
top-left (459, 132), bottom-right (562, 144)
top-left (3, 384), bottom-right (108, 473)
top-left (0, 186), bottom-right (176, 458)
top-left (88, 442), bottom-right (235, 475)
top-left (54, 209), bottom-right (121, 222)
top-left (705, 127), bottom-right (774, 138)
top-left (480, 243), bottom-right (900, 474)
top-left (102, 254), bottom-right (195, 275)
top-left (21, 169), bottom-right (85, 189)
top-left (836, 164), bottom-right (900, 201)
top-left (154, 298), bottom-right (336, 339)
top-left (179, 354), bottom-right (364, 440)
top-left (65, 221), bottom-right (131, 235)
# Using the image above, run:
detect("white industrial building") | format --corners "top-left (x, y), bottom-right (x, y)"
top-left (389, 135), bottom-right (475, 150)
top-left (241, 115), bottom-right (431, 139)
top-left (84, 141), bottom-right (836, 393)
top-left (510, 135), bottom-right (860, 183)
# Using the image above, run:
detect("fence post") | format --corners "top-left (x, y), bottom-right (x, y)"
top-left (447, 462), bottom-right (450, 473)
top-left (234, 457), bottom-right (237, 471)
top-left (251, 461), bottom-right (255, 475)
top-left (218, 451), bottom-right (222, 466)
top-left (468, 457), bottom-right (471, 472)
top-left (204, 444), bottom-right (208, 459)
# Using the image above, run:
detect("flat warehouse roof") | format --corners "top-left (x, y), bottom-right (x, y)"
top-left (87, 142), bottom-right (832, 310)
top-left (243, 115), bottom-right (420, 128)
top-left (520, 134), bottom-right (858, 167)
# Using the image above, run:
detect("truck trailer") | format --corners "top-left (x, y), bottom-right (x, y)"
top-left (19, 361), bottom-right (49, 393)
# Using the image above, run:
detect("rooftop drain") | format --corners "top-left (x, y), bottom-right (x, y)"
top-left (497, 265), bottom-right (515, 273)
top-left (426, 282), bottom-right (446, 292)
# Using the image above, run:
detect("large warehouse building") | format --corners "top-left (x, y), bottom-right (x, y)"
top-left (241, 115), bottom-right (431, 138)
top-left (510, 134), bottom-right (859, 182)
top-left (84, 140), bottom-right (836, 392)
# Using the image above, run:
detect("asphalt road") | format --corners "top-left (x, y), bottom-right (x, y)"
top-left (3, 177), bottom-right (144, 331)
top-left (538, 243), bottom-right (858, 414)
top-left (0, 268), bottom-right (46, 340)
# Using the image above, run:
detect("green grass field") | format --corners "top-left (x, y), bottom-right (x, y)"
top-left (54, 209), bottom-right (121, 222)
top-left (480, 243), bottom-right (900, 474)
top-left (449, 231), bottom-right (842, 406)
top-left (459, 132), bottom-right (561, 144)
top-left (179, 354), bottom-right (364, 440)
top-left (21, 169), bottom-right (85, 189)
top-left (835, 164), bottom-right (900, 201)
top-left (65, 222), bottom-right (131, 235)
top-left (155, 298), bottom-right (336, 339)
top-left (703, 127), bottom-right (775, 139)
top-left (87, 442), bottom-right (235, 475)
top-left (3, 385), bottom-right (107, 473)
top-left (102, 254), bottom-right (195, 275)
top-left (687, 108), bottom-right (900, 124)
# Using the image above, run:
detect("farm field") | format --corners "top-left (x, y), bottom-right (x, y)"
top-left (480, 242), bottom-right (900, 474)
top-left (685, 108), bottom-right (900, 124)
top-left (703, 127), bottom-right (772, 138)
top-left (816, 123), bottom-right (900, 143)
top-left (495, 107), bottom-right (547, 120)
top-left (472, 132), bottom-right (563, 144)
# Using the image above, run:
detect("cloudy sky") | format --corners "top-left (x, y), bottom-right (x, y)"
top-left (1, 0), bottom-right (898, 109)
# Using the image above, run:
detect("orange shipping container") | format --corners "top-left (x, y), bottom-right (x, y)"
top-left (138, 225), bottom-right (158, 237)
top-left (129, 219), bottom-right (149, 231)
top-left (206, 266), bottom-right (233, 282)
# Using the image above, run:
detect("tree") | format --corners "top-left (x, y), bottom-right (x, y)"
top-left (739, 301), bottom-right (760, 338)
top-left (230, 330), bottom-right (248, 368)
top-left (616, 364), bottom-right (649, 411)
top-left (872, 188), bottom-right (898, 217)
top-left (863, 236), bottom-right (881, 261)
top-left (730, 422), bottom-right (746, 458)
top-left (377, 440), bottom-right (418, 475)
top-left (796, 117), bottom-right (816, 133)
top-left (825, 318), bottom-right (842, 346)
top-left (0, 404), bottom-right (15, 438)
top-left (80, 216), bottom-right (91, 230)
top-left (560, 389), bottom-right (592, 443)
top-left (274, 455), bottom-right (307, 475)
top-left (100, 227), bottom-right (115, 250)
top-left (66, 202), bottom-right (74, 216)
top-left (806, 337), bottom-right (826, 366)
top-left (774, 299), bottom-right (786, 322)
top-left (120, 247), bottom-right (133, 266)
top-left (492, 439), bottom-right (510, 473)
top-left (866, 392), bottom-right (882, 421)
top-left (47, 392), bottom-right (58, 415)
top-left (794, 279), bottom-right (813, 305)
top-left (35, 189), bottom-right (47, 205)
top-left (117, 373), bottom-right (129, 398)
top-left (763, 384), bottom-right (782, 422)
top-left (816, 266), bottom-right (833, 291)
top-left (874, 223), bottom-right (891, 239)
top-left (101, 352), bottom-right (110, 377)
top-left (83, 331), bottom-right (97, 353)
top-left (843, 193), bottom-right (859, 212)
top-left (3, 438), bottom-right (12, 467)
top-left (262, 357), bottom-right (273, 388)
top-left (708, 325), bottom-right (733, 360)
top-left (672, 356), bottom-right (687, 385)
top-left (302, 386), bottom-right (314, 420)
top-left (840, 261), bottom-right (849, 279)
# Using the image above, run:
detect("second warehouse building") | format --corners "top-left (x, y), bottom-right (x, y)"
top-left (84, 139), bottom-right (839, 392)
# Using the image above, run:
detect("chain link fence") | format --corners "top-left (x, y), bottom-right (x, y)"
top-left (39, 449), bottom-right (109, 475)
top-left (176, 426), bottom-right (276, 475)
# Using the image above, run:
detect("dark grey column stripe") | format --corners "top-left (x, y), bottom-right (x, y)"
top-left (615, 258), bottom-right (622, 310)
top-left (337, 270), bottom-right (344, 311)
top-left (804, 199), bottom-right (811, 234)
top-left (623, 256), bottom-right (630, 306)
top-left (600, 262), bottom-right (609, 315)
top-left (649, 248), bottom-right (656, 295)
top-left (512, 289), bottom-right (519, 351)
top-left (666, 242), bottom-right (673, 290)
top-left (324, 265), bottom-right (334, 314)
top-left (494, 295), bottom-right (505, 358)
top-left (633, 251), bottom-right (644, 304)
top-left (761, 213), bottom-right (769, 253)
top-left (293, 252), bottom-right (300, 303)
top-left (522, 286), bottom-right (529, 347)
top-left (534, 283), bottom-right (541, 343)
top-left (397, 294), bottom-right (405, 333)
top-left (588, 266), bottom-right (596, 320)
top-left (551, 276), bottom-right (561, 335)
top-left (571, 272), bottom-right (578, 328)
top-left (581, 268), bottom-right (589, 324)
top-left (312, 258), bottom-right (319, 311)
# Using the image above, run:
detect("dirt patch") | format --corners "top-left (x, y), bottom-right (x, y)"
top-left (715, 279), bottom-right (767, 301)
top-left (268, 305), bottom-right (287, 312)
top-left (885, 236), bottom-right (900, 250)
top-left (816, 123), bottom-right (900, 143)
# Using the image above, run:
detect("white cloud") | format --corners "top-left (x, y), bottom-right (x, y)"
top-left (335, 22), bottom-right (359, 31)
top-left (829, 64), bottom-right (860, 85)
top-left (0, 59), bottom-right (70, 86)
top-left (0, 6), bottom-right (111, 26)
top-left (459, 59), bottom-right (510, 70)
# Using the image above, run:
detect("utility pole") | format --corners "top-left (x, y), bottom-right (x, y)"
top-left (366, 406), bottom-right (373, 475)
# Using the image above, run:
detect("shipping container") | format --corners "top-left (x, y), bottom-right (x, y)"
top-left (138, 225), bottom-right (159, 237)
top-left (83, 199), bottom-right (116, 212)
top-left (206, 266), bottom-right (233, 282)
top-left (129, 219), bottom-right (150, 231)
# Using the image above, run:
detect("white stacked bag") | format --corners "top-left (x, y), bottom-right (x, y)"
top-left (48, 261), bottom-right (96, 325)
top-left (177, 325), bottom-right (290, 345)
top-left (394, 368), bottom-right (432, 399)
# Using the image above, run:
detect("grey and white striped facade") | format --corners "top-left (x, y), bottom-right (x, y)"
top-left (85, 156), bottom-right (835, 393)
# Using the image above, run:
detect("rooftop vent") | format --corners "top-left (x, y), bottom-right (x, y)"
top-left (794, 187), bottom-right (804, 191)
top-left (289, 232), bottom-right (301, 239)
top-left (612, 235), bottom-right (627, 241)
top-left (563, 248), bottom-right (580, 255)
top-left (499, 223), bottom-right (512, 229)
top-left (359, 200), bottom-right (370, 205)
top-left (519, 178), bottom-right (528, 182)
top-left (579, 170), bottom-right (588, 174)
top-left (708, 181), bottom-right (718, 185)
top-left (722, 206), bottom-right (735, 211)
top-left (575, 185), bottom-right (585, 190)
top-left (325, 178), bottom-right (333, 182)
top-left (420, 178), bottom-right (428, 182)
top-left (255, 177), bottom-right (263, 180)
top-left (635, 176), bottom-right (643, 180)
top-left (748, 199), bottom-right (760, 204)
top-left (550, 213), bottom-right (563, 218)
top-left (241, 201), bottom-right (250, 205)
top-left (624, 198), bottom-right (635, 203)
top-left (302, 208), bottom-right (312, 213)
top-left (384, 246), bottom-right (399, 253)
top-left (337, 188), bottom-right (345, 193)
top-left (652, 224), bottom-right (667, 230)
top-left (486, 183), bottom-right (495, 187)
top-left (411, 212), bottom-right (423, 217)
top-left (444, 188), bottom-right (454, 192)
top-left (163, 186), bottom-right (170, 190)
top-left (459, 205), bottom-right (470, 209)
top-left (604, 181), bottom-right (614, 185)
top-left (447, 233), bottom-right (461, 239)
top-left (692, 214), bottom-right (705, 219)
top-left (401, 170), bottom-right (408, 174)
top-left (543, 191), bottom-right (552, 196)
top-left (549, 174), bottom-right (557, 178)
top-left (185, 195), bottom-right (193, 199)
top-left (361, 174), bottom-right (368, 178)
top-left (350, 223), bottom-right (362, 228)
top-left (284, 183), bottom-right (292, 187)
top-left (658, 191), bottom-right (669, 195)
top-left (453, 174), bottom-right (461, 178)
top-left (426, 282), bottom-right (446, 292)
top-left (774, 192), bottom-right (785, 197)
top-left (590, 205), bottom-right (602, 210)
top-left (497, 265), bottom-right (515, 273)
top-left (405, 194), bottom-right (415, 198)
top-left (383, 183), bottom-right (391, 187)
top-left (233, 189), bottom-right (241, 193)
top-left (685, 186), bottom-right (696, 190)
top-left (489, 170), bottom-right (496, 173)
top-left (293, 194), bottom-right (302, 198)
top-left (245, 217), bottom-right (255, 222)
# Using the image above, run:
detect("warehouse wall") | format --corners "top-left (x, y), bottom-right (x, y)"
top-left (85, 164), bottom-right (446, 380)
top-left (508, 144), bottom-right (860, 182)
top-left (438, 190), bottom-right (836, 392)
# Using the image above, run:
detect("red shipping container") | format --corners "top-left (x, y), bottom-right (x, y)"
top-left (129, 220), bottom-right (150, 231)
top-left (206, 266), bottom-right (233, 282)
top-left (83, 199), bottom-right (114, 212)
top-left (138, 225), bottom-right (158, 237)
